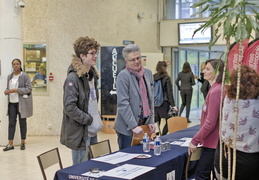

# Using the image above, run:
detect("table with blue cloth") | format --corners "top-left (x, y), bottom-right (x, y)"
top-left (54, 125), bottom-right (200, 180)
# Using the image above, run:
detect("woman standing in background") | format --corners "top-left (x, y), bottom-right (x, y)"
top-left (3, 59), bottom-right (33, 151)
top-left (175, 62), bottom-right (195, 123)
top-left (153, 61), bottom-right (178, 135)
top-left (194, 62), bottom-right (210, 99)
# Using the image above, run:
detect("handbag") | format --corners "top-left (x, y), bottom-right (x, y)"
top-left (88, 114), bottom-right (104, 136)
top-left (168, 106), bottom-right (178, 118)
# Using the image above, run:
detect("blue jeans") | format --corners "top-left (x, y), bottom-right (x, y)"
top-left (195, 147), bottom-right (215, 180)
top-left (117, 132), bottom-right (132, 150)
top-left (71, 135), bottom-right (98, 165)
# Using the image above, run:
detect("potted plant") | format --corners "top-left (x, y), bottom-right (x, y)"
top-left (191, 0), bottom-right (259, 179)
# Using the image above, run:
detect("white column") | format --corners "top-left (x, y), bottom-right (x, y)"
top-left (0, 0), bottom-right (23, 146)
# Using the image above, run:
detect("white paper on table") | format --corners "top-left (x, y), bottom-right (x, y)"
top-left (81, 171), bottom-right (106, 178)
top-left (180, 138), bottom-right (193, 147)
top-left (170, 137), bottom-right (190, 145)
top-left (170, 141), bottom-right (184, 145)
top-left (180, 137), bottom-right (202, 147)
top-left (103, 164), bottom-right (155, 179)
top-left (91, 152), bottom-right (140, 164)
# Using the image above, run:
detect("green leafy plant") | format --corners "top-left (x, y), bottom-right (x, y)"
top-left (191, 1), bottom-right (259, 180)
top-left (191, 0), bottom-right (259, 50)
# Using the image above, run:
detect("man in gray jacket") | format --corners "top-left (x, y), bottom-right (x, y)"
top-left (114, 44), bottom-right (156, 150)
top-left (60, 36), bottom-right (102, 165)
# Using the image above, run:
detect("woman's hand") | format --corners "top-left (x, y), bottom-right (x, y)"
top-left (4, 90), bottom-right (9, 95)
top-left (7, 89), bottom-right (18, 94)
top-left (188, 142), bottom-right (197, 155)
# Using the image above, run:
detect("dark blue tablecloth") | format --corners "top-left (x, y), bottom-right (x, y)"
top-left (54, 125), bottom-right (200, 180)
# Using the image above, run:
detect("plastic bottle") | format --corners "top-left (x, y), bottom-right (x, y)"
top-left (154, 135), bottom-right (161, 155)
top-left (143, 133), bottom-right (150, 152)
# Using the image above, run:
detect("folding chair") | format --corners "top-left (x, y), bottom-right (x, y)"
top-left (185, 147), bottom-right (202, 180)
top-left (131, 125), bottom-right (155, 146)
top-left (167, 116), bottom-right (188, 134)
top-left (88, 139), bottom-right (112, 159)
top-left (37, 147), bottom-right (63, 180)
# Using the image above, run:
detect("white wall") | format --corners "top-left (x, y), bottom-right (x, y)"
top-left (142, 53), bottom-right (164, 73)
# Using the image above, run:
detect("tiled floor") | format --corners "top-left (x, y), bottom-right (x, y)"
top-left (0, 109), bottom-right (201, 180)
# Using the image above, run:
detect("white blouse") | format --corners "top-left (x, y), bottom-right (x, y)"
top-left (9, 73), bottom-right (21, 103)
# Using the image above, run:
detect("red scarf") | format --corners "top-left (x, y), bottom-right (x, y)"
top-left (126, 66), bottom-right (151, 118)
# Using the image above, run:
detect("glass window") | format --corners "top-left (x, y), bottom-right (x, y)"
top-left (23, 44), bottom-right (47, 93)
top-left (164, 0), bottom-right (258, 20)
top-left (197, 52), bottom-right (209, 106)
top-left (187, 51), bottom-right (199, 109)
top-left (164, 0), bottom-right (199, 20)
top-left (175, 49), bottom-right (211, 109)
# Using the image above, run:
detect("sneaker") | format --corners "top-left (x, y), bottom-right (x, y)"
top-left (3, 145), bottom-right (14, 151)
top-left (20, 143), bottom-right (25, 150)
top-left (187, 119), bottom-right (192, 123)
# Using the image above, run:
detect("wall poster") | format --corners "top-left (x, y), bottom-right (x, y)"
top-left (100, 46), bottom-right (125, 115)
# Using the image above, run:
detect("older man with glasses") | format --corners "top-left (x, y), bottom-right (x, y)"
top-left (114, 44), bottom-right (156, 150)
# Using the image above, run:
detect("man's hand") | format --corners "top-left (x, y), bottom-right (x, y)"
top-left (173, 106), bottom-right (178, 111)
top-left (148, 124), bottom-right (156, 134)
top-left (132, 126), bottom-right (144, 135)
top-left (188, 142), bottom-right (197, 155)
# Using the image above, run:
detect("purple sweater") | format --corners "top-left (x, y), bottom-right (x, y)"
top-left (191, 82), bottom-right (222, 149)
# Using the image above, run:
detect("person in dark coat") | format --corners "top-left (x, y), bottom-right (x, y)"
top-left (153, 61), bottom-right (178, 135)
top-left (175, 62), bottom-right (195, 123)
top-left (60, 36), bottom-right (103, 165)
top-left (194, 62), bottom-right (210, 99)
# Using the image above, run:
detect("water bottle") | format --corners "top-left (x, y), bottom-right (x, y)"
top-left (154, 135), bottom-right (161, 155)
top-left (143, 133), bottom-right (150, 152)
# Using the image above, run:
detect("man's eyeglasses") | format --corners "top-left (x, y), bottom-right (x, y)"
top-left (87, 51), bottom-right (98, 56)
top-left (127, 56), bottom-right (141, 62)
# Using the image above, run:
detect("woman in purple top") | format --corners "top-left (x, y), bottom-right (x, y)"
top-left (188, 59), bottom-right (224, 180)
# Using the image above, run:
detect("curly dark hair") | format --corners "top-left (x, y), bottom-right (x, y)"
top-left (73, 36), bottom-right (100, 57)
top-left (156, 61), bottom-right (168, 76)
top-left (226, 65), bottom-right (259, 100)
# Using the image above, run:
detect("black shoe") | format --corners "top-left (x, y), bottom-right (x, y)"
top-left (3, 145), bottom-right (14, 151)
top-left (20, 143), bottom-right (25, 150)
top-left (187, 119), bottom-right (192, 123)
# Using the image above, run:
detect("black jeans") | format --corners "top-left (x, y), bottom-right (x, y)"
top-left (8, 103), bottom-right (27, 140)
top-left (154, 101), bottom-right (170, 135)
top-left (195, 147), bottom-right (215, 180)
top-left (179, 89), bottom-right (193, 119)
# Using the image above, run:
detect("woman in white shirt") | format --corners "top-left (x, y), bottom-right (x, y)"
top-left (3, 59), bottom-right (33, 151)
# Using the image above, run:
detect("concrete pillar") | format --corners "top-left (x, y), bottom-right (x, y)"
top-left (0, 0), bottom-right (23, 146)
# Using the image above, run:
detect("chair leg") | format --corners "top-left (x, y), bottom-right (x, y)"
top-left (155, 121), bottom-right (162, 136)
